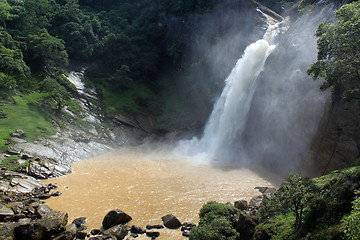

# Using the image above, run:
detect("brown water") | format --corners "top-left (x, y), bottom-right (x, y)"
top-left (43, 147), bottom-right (278, 239)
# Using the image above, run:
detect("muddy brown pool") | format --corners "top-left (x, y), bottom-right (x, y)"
top-left (43, 147), bottom-right (278, 239)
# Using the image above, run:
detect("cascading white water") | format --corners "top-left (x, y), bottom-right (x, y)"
top-left (175, 11), bottom-right (284, 162)
top-left (174, 7), bottom-right (332, 174)
top-left (199, 19), bottom-right (280, 161)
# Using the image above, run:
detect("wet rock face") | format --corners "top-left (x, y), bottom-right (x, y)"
top-left (310, 100), bottom-right (360, 174)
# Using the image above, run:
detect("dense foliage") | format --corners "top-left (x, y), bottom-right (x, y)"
top-left (255, 166), bottom-right (360, 239)
top-left (260, 173), bottom-right (317, 226)
top-left (308, 0), bottom-right (360, 101)
top-left (190, 202), bottom-right (240, 240)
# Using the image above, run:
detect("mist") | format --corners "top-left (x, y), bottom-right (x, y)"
top-left (172, 5), bottom-right (336, 176)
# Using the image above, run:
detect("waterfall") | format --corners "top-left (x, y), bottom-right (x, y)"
top-left (199, 16), bottom-right (281, 162)
top-left (174, 7), bottom-right (332, 174)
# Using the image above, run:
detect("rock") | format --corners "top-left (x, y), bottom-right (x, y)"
top-left (25, 160), bottom-right (71, 179)
top-left (102, 209), bottom-right (132, 230)
top-left (36, 204), bottom-right (53, 218)
top-left (262, 188), bottom-right (277, 199)
top-left (0, 204), bottom-right (14, 221)
top-left (21, 153), bottom-right (33, 160)
top-left (161, 214), bottom-right (182, 229)
top-left (234, 200), bottom-right (248, 210)
top-left (7, 201), bottom-right (24, 214)
top-left (76, 231), bottom-right (88, 239)
top-left (235, 212), bottom-right (258, 240)
top-left (13, 223), bottom-right (47, 240)
top-left (90, 229), bottom-right (101, 235)
top-left (181, 222), bottom-right (196, 231)
top-left (88, 237), bottom-right (104, 240)
top-left (146, 224), bottom-right (164, 230)
top-left (6, 147), bottom-right (21, 155)
top-left (65, 223), bottom-right (77, 233)
top-left (38, 210), bottom-right (68, 234)
top-left (130, 225), bottom-right (146, 234)
top-left (0, 222), bottom-right (19, 240)
top-left (183, 230), bottom-right (190, 237)
top-left (130, 233), bottom-right (139, 238)
top-left (255, 187), bottom-right (269, 194)
top-left (13, 214), bottom-right (27, 222)
top-left (11, 129), bottom-right (25, 138)
top-left (72, 217), bottom-right (86, 227)
top-left (146, 231), bottom-right (160, 238)
top-left (249, 195), bottom-right (264, 209)
top-left (77, 225), bottom-right (87, 231)
top-left (103, 224), bottom-right (129, 240)
top-left (18, 218), bottom-right (32, 225)
top-left (0, 171), bottom-right (43, 193)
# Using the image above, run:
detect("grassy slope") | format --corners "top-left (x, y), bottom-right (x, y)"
top-left (0, 93), bottom-right (56, 151)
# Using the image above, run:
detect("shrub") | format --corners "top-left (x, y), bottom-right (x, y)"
top-left (190, 202), bottom-right (240, 240)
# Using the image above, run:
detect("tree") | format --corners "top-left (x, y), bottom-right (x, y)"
top-left (307, 1), bottom-right (360, 101)
top-left (40, 77), bottom-right (70, 112)
top-left (0, 0), bottom-right (15, 29)
top-left (260, 173), bottom-right (316, 226)
top-left (26, 28), bottom-right (68, 73)
top-left (345, 195), bottom-right (360, 240)
top-left (0, 31), bottom-right (30, 76)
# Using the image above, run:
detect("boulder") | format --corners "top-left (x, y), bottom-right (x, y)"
top-left (130, 225), bottom-right (146, 234)
top-left (103, 224), bottom-right (128, 240)
top-left (249, 195), bottom-right (264, 209)
top-left (11, 129), bottom-right (25, 138)
top-left (183, 230), bottom-right (190, 237)
top-left (38, 210), bottom-right (68, 234)
top-left (6, 148), bottom-right (21, 155)
top-left (90, 229), bottom-right (101, 235)
top-left (7, 201), bottom-right (24, 214)
top-left (181, 222), bottom-right (196, 231)
top-left (36, 204), bottom-right (53, 218)
top-left (13, 223), bottom-right (47, 240)
top-left (0, 222), bottom-right (19, 240)
top-left (161, 214), bottom-right (182, 229)
top-left (146, 231), bottom-right (160, 238)
top-left (0, 204), bottom-right (14, 221)
top-left (72, 217), bottom-right (87, 227)
top-left (146, 224), bottom-right (164, 230)
top-left (234, 200), bottom-right (248, 210)
top-left (76, 231), bottom-right (87, 239)
top-left (102, 209), bottom-right (132, 230)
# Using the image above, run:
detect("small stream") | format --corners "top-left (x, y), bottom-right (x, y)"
top-left (43, 146), bottom-right (278, 239)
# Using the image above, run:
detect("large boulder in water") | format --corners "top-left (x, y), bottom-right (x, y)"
top-left (161, 214), bottom-right (182, 229)
top-left (102, 209), bottom-right (132, 230)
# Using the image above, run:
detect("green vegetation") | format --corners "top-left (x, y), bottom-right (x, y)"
top-left (190, 202), bottom-right (240, 240)
top-left (308, 0), bottom-right (360, 101)
top-left (0, 0), bottom-right (222, 148)
top-left (0, 155), bottom-right (30, 171)
top-left (0, 94), bottom-right (56, 150)
top-left (260, 173), bottom-right (317, 225)
top-left (253, 166), bottom-right (360, 240)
